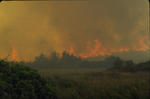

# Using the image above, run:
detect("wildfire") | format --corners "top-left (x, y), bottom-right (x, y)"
top-left (11, 45), bottom-right (19, 62)
top-left (109, 48), bottom-right (129, 53)
top-left (78, 40), bottom-right (111, 58)
top-left (133, 35), bottom-right (149, 51)
top-left (6, 35), bottom-right (149, 61)
top-left (68, 43), bottom-right (76, 56)
top-left (68, 40), bottom-right (111, 58)
top-left (67, 37), bottom-right (149, 58)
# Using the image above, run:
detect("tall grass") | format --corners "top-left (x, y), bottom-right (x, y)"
top-left (39, 69), bottom-right (149, 99)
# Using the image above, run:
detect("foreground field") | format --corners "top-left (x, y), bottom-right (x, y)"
top-left (39, 69), bottom-right (150, 99)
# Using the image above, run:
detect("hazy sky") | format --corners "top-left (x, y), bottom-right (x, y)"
top-left (0, 0), bottom-right (149, 62)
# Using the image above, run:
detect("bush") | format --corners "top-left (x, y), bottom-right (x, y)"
top-left (0, 60), bottom-right (58, 99)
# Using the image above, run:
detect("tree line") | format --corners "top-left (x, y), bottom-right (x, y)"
top-left (20, 51), bottom-right (150, 72)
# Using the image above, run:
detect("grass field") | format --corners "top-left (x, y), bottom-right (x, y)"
top-left (39, 69), bottom-right (150, 99)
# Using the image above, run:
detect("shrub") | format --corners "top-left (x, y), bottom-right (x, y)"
top-left (0, 60), bottom-right (58, 99)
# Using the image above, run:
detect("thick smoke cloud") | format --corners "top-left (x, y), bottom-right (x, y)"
top-left (0, 0), bottom-right (149, 61)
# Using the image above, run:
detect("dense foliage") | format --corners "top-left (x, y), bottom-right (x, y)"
top-left (0, 60), bottom-right (57, 99)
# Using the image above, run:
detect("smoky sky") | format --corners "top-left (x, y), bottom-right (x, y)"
top-left (0, 0), bottom-right (149, 61)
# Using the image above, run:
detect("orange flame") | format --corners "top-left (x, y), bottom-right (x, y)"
top-left (67, 37), bottom-right (149, 59)
top-left (7, 35), bottom-right (149, 61)
top-left (68, 43), bottom-right (76, 56)
top-left (78, 40), bottom-right (111, 58)
top-left (68, 40), bottom-right (111, 58)
top-left (133, 35), bottom-right (149, 51)
top-left (11, 45), bottom-right (19, 62)
top-left (110, 48), bottom-right (129, 53)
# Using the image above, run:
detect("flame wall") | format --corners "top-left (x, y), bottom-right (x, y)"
top-left (0, 0), bottom-right (149, 62)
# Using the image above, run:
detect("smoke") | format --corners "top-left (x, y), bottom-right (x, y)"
top-left (0, 0), bottom-right (149, 61)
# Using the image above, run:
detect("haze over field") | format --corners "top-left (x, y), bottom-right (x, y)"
top-left (0, 0), bottom-right (149, 62)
